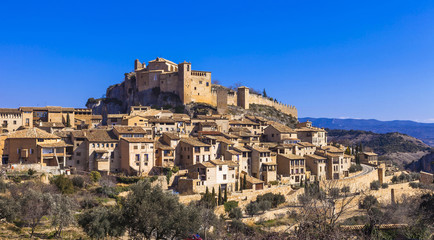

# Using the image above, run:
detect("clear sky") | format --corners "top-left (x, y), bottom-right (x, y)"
top-left (1, 1), bottom-right (433, 122)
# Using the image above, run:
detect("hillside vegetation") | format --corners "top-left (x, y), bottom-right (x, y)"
top-left (327, 129), bottom-right (432, 168)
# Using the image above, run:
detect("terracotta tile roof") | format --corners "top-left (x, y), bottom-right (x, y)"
top-left (8, 128), bottom-right (60, 139)
top-left (233, 146), bottom-right (251, 152)
top-left (295, 127), bottom-right (326, 132)
top-left (147, 117), bottom-right (175, 123)
top-left (0, 108), bottom-right (20, 114)
top-left (85, 129), bottom-right (118, 142)
top-left (268, 123), bottom-right (296, 133)
top-left (162, 132), bottom-right (180, 140)
top-left (37, 141), bottom-right (71, 148)
top-left (180, 138), bottom-right (210, 147)
top-left (155, 141), bottom-right (174, 150)
top-left (306, 154), bottom-right (327, 160)
top-left (297, 142), bottom-right (316, 147)
top-left (229, 119), bottom-right (258, 125)
top-left (199, 121), bottom-right (217, 127)
top-left (363, 152), bottom-right (378, 156)
top-left (250, 146), bottom-right (271, 153)
top-left (245, 174), bottom-right (264, 184)
top-left (113, 125), bottom-right (148, 134)
top-left (278, 153), bottom-right (305, 160)
top-left (120, 137), bottom-right (154, 143)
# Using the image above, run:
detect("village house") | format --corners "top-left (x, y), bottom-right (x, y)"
top-left (263, 123), bottom-right (299, 144)
top-left (7, 128), bottom-right (70, 168)
top-left (107, 114), bottom-right (126, 126)
top-left (0, 108), bottom-right (22, 133)
top-left (85, 129), bottom-right (120, 173)
top-left (178, 159), bottom-right (238, 194)
top-left (120, 137), bottom-right (155, 175)
top-left (358, 151), bottom-right (379, 165)
top-left (305, 154), bottom-right (327, 181)
top-left (248, 145), bottom-right (277, 183)
top-left (276, 153), bottom-right (306, 185)
top-left (176, 138), bottom-right (211, 168)
top-left (295, 121), bottom-right (327, 147)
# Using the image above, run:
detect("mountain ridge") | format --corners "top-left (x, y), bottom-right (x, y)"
top-left (299, 117), bottom-right (434, 147)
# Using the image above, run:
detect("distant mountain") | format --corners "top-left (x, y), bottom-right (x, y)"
top-left (299, 117), bottom-right (434, 147)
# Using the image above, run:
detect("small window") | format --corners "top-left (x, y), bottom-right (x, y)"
top-left (219, 166), bottom-right (222, 171)
top-left (206, 82), bottom-right (209, 86)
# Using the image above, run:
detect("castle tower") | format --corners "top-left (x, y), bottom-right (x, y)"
top-left (237, 86), bottom-right (249, 109)
top-left (217, 88), bottom-right (228, 114)
top-left (178, 61), bottom-right (192, 104)
top-left (134, 59), bottom-right (143, 71)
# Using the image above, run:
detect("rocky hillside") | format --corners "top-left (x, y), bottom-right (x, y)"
top-left (86, 73), bottom-right (184, 115)
top-left (406, 152), bottom-right (434, 173)
top-left (327, 129), bottom-right (432, 169)
top-left (300, 117), bottom-right (434, 147)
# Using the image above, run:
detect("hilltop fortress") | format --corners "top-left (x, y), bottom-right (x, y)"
top-left (92, 57), bottom-right (297, 117)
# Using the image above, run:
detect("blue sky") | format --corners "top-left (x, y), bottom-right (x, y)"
top-left (1, 1), bottom-right (433, 122)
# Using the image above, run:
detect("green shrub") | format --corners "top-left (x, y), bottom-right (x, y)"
top-left (349, 164), bottom-right (363, 173)
top-left (116, 176), bottom-right (145, 184)
top-left (27, 168), bottom-right (36, 176)
top-left (229, 207), bottom-right (243, 219)
top-left (149, 176), bottom-right (158, 183)
top-left (381, 183), bottom-right (389, 189)
top-left (268, 180), bottom-right (278, 186)
top-left (224, 200), bottom-right (238, 213)
top-left (171, 166), bottom-right (179, 173)
top-left (370, 180), bottom-right (380, 190)
top-left (329, 188), bottom-right (340, 198)
top-left (391, 176), bottom-right (399, 184)
top-left (245, 202), bottom-right (259, 217)
top-left (72, 176), bottom-right (85, 188)
top-left (341, 186), bottom-right (350, 194)
top-left (409, 182), bottom-right (422, 189)
top-left (256, 193), bottom-right (285, 208)
top-left (51, 175), bottom-right (74, 194)
top-left (90, 171), bottom-right (101, 183)
top-left (258, 200), bottom-right (272, 212)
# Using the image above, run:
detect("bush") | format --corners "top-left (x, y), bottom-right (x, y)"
top-left (409, 182), bottom-right (422, 189)
top-left (245, 202), bottom-right (260, 217)
top-left (381, 183), bottom-right (389, 189)
top-left (27, 168), bottom-right (36, 176)
top-left (90, 171), bottom-right (101, 183)
top-left (116, 176), bottom-right (145, 184)
top-left (391, 175), bottom-right (399, 184)
top-left (229, 207), bottom-right (243, 219)
top-left (0, 179), bottom-right (7, 193)
top-left (341, 186), bottom-right (350, 194)
top-left (370, 180), bottom-right (380, 190)
top-left (224, 200), bottom-right (239, 213)
top-left (72, 176), bottom-right (85, 188)
top-left (258, 200), bottom-right (272, 212)
top-left (349, 164), bottom-right (363, 173)
top-left (268, 180), bottom-right (279, 186)
top-left (80, 195), bottom-right (99, 209)
top-left (172, 166), bottom-right (179, 173)
top-left (256, 193), bottom-right (285, 208)
top-left (329, 188), bottom-right (340, 198)
top-left (51, 175), bottom-right (74, 194)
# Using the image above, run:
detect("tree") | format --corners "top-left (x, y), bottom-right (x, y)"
top-left (245, 202), bottom-right (259, 217)
top-left (66, 113), bottom-right (71, 127)
top-left (229, 207), bottom-right (243, 220)
top-left (218, 186), bottom-right (222, 205)
top-left (78, 206), bottom-right (124, 239)
top-left (224, 201), bottom-right (238, 213)
top-left (258, 200), bottom-right (271, 213)
top-left (51, 194), bottom-right (76, 238)
top-left (235, 181), bottom-right (239, 191)
top-left (223, 188), bottom-right (228, 203)
top-left (359, 195), bottom-right (382, 237)
top-left (17, 189), bottom-right (53, 237)
top-left (243, 175), bottom-right (247, 190)
top-left (51, 174), bottom-right (74, 194)
top-left (345, 147), bottom-right (351, 155)
top-left (262, 89), bottom-right (267, 97)
top-left (90, 171), bottom-right (101, 183)
top-left (294, 180), bottom-right (356, 239)
top-left (122, 180), bottom-right (202, 239)
top-left (370, 180), bottom-right (380, 190)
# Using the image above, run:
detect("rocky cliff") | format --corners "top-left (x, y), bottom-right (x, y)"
top-left (86, 73), bottom-right (183, 115)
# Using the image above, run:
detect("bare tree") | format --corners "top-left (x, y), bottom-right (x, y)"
top-left (294, 180), bottom-right (357, 239)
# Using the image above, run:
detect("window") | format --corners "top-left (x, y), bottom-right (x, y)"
top-left (144, 154), bottom-right (148, 161)
top-left (76, 152), bottom-right (81, 156)
top-left (134, 146), bottom-right (138, 150)
top-left (135, 154), bottom-right (140, 161)
top-left (111, 143), bottom-right (114, 147)
top-left (223, 174), bottom-right (226, 180)
top-left (206, 82), bottom-right (209, 86)
top-left (199, 81), bottom-right (202, 84)
top-left (219, 166), bottom-right (222, 171)
top-left (30, 149), bottom-right (33, 154)
top-left (13, 120), bottom-right (16, 125)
